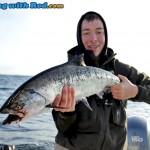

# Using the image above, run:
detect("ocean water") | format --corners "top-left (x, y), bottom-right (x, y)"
top-left (0, 74), bottom-right (57, 150)
top-left (0, 74), bottom-right (150, 150)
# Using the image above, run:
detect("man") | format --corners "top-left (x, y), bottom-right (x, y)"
top-left (52, 11), bottom-right (150, 150)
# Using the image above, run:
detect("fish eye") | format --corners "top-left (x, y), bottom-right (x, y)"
top-left (17, 106), bottom-right (21, 109)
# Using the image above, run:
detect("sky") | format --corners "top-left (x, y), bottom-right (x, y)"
top-left (0, 0), bottom-right (150, 76)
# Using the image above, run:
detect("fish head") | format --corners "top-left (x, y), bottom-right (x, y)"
top-left (0, 90), bottom-right (24, 115)
top-left (0, 89), bottom-right (47, 120)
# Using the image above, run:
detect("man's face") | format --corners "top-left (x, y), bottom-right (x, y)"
top-left (81, 19), bottom-right (105, 57)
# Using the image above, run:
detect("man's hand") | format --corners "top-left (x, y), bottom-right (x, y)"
top-left (110, 74), bottom-right (138, 100)
top-left (52, 86), bottom-right (75, 112)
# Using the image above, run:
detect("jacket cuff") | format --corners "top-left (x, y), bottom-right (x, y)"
top-left (58, 111), bottom-right (76, 119)
top-left (132, 85), bottom-right (144, 101)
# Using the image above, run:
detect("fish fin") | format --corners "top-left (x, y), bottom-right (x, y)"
top-left (45, 104), bottom-right (67, 109)
top-left (96, 87), bottom-right (111, 99)
top-left (96, 92), bottom-right (104, 99)
top-left (80, 60), bottom-right (86, 66)
top-left (96, 89), bottom-right (108, 99)
top-left (78, 97), bottom-right (93, 111)
top-left (68, 54), bottom-right (86, 66)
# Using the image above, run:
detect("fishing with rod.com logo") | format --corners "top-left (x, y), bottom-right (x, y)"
top-left (0, 2), bottom-right (64, 10)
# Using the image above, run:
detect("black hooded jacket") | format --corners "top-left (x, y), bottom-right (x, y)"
top-left (52, 11), bottom-right (150, 150)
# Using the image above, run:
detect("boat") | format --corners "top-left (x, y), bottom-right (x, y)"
top-left (128, 115), bottom-right (150, 150)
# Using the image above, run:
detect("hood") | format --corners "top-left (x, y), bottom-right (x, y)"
top-left (76, 11), bottom-right (108, 66)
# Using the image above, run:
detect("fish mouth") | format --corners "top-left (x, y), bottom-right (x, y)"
top-left (0, 106), bottom-right (23, 125)
top-left (2, 114), bottom-right (23, 125)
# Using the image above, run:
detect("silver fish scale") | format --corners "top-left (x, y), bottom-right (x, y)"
top-left (23, 64), bottom-right (119, 103)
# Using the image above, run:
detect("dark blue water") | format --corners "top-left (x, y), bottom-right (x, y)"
top-left (0, 74), bottom-right (150, 150)
top-left (0, 74), bottom-right (57, 150)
